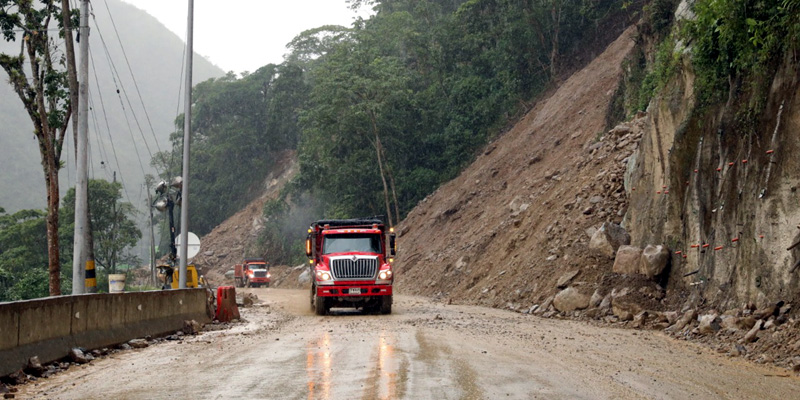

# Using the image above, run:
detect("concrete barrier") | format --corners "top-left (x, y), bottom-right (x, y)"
top-left (0, 288), bottom-right (211, 377)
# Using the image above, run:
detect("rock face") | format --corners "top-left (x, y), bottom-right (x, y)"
top-left (612, 245), bottom-right (642, 274)
top-left (639, 245), bottom-right (669, 279)
top-left (553, 287), bottom-right (590, 312)
top-left (589, 222), bottom-right (630, 258)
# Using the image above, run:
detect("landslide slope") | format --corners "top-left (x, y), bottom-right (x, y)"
top-left (395, 27), bottom-right (639, 309)
top-left (187, 151), bottom-right (298, 285)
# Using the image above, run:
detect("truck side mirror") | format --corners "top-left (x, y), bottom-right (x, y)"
top-left (389, 233), bottom-right (397, 256)
top-left (305, 235), bottom-right (312, 257)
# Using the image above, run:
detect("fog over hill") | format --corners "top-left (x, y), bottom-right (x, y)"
top-left (0, 0), bottom-right (224, 214)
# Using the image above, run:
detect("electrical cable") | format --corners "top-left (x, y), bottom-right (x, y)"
top-left (89, 48), bottom-right (131, 201)
top-left (91, 11), bottom-right (156, 166)
top-left (99, 0), bottom-right (163, 157)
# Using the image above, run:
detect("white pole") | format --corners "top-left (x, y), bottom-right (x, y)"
top-left (71, 0), bottom-right (90, 295)
top-left (179, 0), bottom-right (194, 289)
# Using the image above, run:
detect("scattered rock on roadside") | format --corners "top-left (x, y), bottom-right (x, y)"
top-left (553, 287), bottom-right (590, 312)
top-left (742, 320), bottom-right (764, 343)
top-left (667, 309), bottom-right (697, 333)
top-left (128, 339), bottom-right (149, 349)
top-left (24, 356), bottom-right (46, 377)
top-left (183, 320), bottom-right (202, 335)
top-left (69, 348), bottom-right (90, 364)
top-left (697, 313), bottom-right (721, 335)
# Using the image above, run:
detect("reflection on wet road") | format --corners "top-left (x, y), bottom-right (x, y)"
top-left (305, 329), bottom-right (405, 400)
top-left (306, 331), bottom-right (332, 399)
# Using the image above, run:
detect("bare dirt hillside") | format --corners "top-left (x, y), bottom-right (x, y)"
top-left (396, 26), bottom-right (639, 306)
top-left (190, 150), bottom-right (298, 285)
top-left (394, 25), bottom-right (800, 372)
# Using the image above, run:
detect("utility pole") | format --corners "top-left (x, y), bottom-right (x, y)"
top-left (71, 0), bottom-right (90, 295)
top-left (178, 0), bottom-right (195, 289)
top-left (147, 187), bottom-right (157, 285)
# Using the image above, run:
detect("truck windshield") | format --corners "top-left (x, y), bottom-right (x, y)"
top-left (323, 234), bottom-right (381, 254)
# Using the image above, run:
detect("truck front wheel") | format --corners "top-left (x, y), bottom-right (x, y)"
top-left (380, 295), bottom-right (392, 315)
top-left (314, 294), bottom-right (328, 315)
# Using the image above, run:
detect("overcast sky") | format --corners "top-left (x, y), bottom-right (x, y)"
top-left (120, 0), bottom-right (371, 73)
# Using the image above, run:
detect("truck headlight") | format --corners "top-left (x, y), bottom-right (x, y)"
top-left (316, 270), bottom-right (331, 281)
top-left (378, 270), bottom-right (392, 280)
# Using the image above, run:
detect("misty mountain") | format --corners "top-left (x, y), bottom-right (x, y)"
top-left (0, 0), bottom-right (224, 214)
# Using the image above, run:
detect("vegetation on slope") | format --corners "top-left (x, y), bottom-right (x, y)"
top-left (156, 0), bottom-right (637, 264)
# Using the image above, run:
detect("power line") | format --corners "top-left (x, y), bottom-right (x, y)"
top-left (98, 0), bottom-right (163, 157)
top-left (91, 12), bottom-right (155, 165)
top-left (88, 48), bottom-right (131, 201)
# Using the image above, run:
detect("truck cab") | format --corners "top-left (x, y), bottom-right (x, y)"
top-left (236, 258), bottom-right (271, 288)
top-left (306, 218), bottom-right (396, 315)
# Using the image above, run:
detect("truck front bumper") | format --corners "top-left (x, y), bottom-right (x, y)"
top-left (316, 284), bottom-right (392, 297)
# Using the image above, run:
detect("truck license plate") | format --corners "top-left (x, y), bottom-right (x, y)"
top-left (349, 288), bottom-right (361, 295)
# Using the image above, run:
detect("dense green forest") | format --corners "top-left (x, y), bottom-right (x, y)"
top-left (154, 0), bottom-right (638, 263)
top-left (0, 180), bottom-right (139, 301)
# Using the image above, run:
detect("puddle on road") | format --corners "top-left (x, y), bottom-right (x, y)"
top-left (306, 331), bottom-right (333, 399)
top-left (305, 329), bottom-right (406, 399)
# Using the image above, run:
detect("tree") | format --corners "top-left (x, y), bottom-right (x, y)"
top-left (61, 180), bottom-right (142, 275)
top-left (0, 208), bottom-right (52, 301)
top-left (0, 0), bottom-right (77, 295)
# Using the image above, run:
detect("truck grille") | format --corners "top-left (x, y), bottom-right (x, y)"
top-left (330, 256), bottom-right (378, 280)
top-left (254, 270), bottom-right (267, 278)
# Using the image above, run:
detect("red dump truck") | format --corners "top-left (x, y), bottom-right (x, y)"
top-left (234, 258), bottom-right (271, 288)
top-left (306, 218), bottom-right (397, 315)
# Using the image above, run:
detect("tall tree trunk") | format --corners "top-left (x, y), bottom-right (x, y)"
top-left (549, 0), bottom-right (561, 78)
top-left (45, 162), bottom-right (61, 296)
top-left (369, 111), bottom-right (393, 227)
top-left (1, 1), bottom-right (70, 296)
top-left (61, 0), bottom-right (79, 144)
top-left (379, 143), bottom-right (401, 225)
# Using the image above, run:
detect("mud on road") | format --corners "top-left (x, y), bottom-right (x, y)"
top-left (19, 289), bottom-right (800, 399)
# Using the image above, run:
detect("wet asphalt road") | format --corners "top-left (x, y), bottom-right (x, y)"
top-left (19, 288), bottom-right (800, 399)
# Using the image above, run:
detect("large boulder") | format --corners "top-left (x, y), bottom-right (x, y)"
top-left (640, 245), bottom-right (670, 278)
top-left (589, 222), bottom-right (631, 258)
top-left (611, 288), bottom-right (644, 321)
top-left (553, 287), bottom-right (590, 312)
top-left (613, 245), bottom-right (642, 275)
